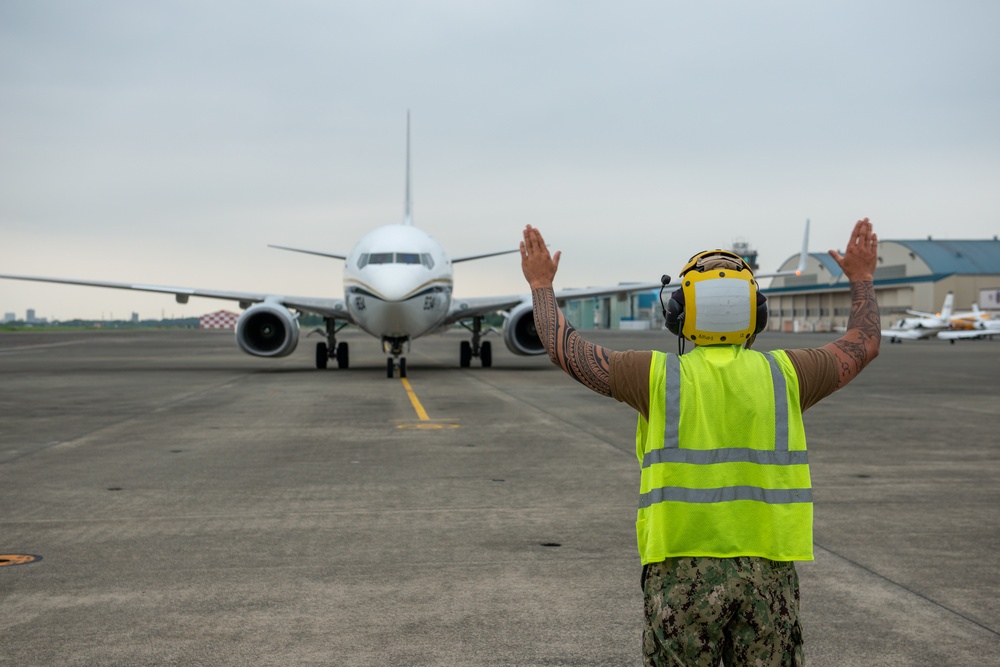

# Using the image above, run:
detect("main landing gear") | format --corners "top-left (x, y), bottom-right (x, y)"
top-left (315, 318), bottom-right (350, 370)
top-left (383, 336), bottom-right (409, 378)
top-left (458, 316), bottom-right (492, 369)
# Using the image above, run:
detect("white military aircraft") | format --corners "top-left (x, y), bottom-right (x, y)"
top-left (0, 119), bottom-right (809, 377)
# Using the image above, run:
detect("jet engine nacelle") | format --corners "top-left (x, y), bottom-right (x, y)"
top-left (235, 303), bottom-right (299, 358)
top-left (502, 303), bottom-right (545, 356)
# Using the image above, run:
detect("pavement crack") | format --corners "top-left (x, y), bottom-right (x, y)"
top-left (815, 543), bottom-right (1000, 638)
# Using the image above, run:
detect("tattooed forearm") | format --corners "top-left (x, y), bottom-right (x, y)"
top-left (847, 280), bottom-right (881, 341)
top-left (531, 287), bottom-right (612, 397)
top-left (831, 279), bottom-right (881, 386)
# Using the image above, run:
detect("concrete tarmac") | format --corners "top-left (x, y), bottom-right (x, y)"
top-left (1, 328), bottom-right (998, 666)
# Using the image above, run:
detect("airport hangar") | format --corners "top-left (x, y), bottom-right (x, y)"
top-left (562, 238), bottom-right (1000, 333)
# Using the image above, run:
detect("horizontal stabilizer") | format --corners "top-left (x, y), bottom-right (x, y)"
top-left (452, 249), bottom-right (521, 263)
top-left (268, 245), bottom-right (347, 260)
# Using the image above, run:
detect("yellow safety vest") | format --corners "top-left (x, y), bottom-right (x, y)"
top-left (636, 346), bottom-right (813, 564)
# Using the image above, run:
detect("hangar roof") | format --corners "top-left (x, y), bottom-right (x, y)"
top-left (809, 252), bottom-right (843, 277)
top-left (765, 238), bottom-right (1000, 295)
top-left (892, 239), bottom-right (1000, 275)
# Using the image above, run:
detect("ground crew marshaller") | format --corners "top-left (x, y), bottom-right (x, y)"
top-left (519, 219), bottom-right (880, 666)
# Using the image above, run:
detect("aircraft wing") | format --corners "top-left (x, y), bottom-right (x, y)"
top-left (554, 282), bottom-right (666, 300)
top-left (443, 282), bottom-right (665, 326)
top-left (452, 249), bottom-right (521, 263)
top-left (936, 329), bottom-right (1000, 341)
top-left (443, 295), bottom-right (527, 324)
top-left (881, 327), bottom-right (937, 340)
top-left (0, 273), bottom-right (356, 323)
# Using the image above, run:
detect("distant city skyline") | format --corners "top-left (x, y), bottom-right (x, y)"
top-left (5, 307), bottom-right (153, 323)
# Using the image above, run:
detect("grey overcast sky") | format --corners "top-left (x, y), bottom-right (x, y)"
top-left (2, 0), bottom-right (998, 321)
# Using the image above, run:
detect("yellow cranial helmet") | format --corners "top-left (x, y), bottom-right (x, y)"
top-left (664, 249), bottom-right (767, 345)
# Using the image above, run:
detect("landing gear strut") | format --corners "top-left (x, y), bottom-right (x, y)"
top-left (316, 318), bottom-right (350, 370)
top-left (458, 316), bottom-right (492, 368)
top-left (383, 337), bottom-right (409, 378)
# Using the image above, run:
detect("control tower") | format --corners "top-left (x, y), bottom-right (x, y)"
top-left (729, 239), bottom-right (758, 272)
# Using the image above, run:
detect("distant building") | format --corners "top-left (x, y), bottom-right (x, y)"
top-left (558, 237), bottom-right (1000, 334)
top-left (3, 312), bottom-right (14, 323)
top-left (26, 309), bottom-right (36, 323)
top-left (199, 310), bottom-right (240, 329)
top-left (765, 237), bottom-right (1000, 333)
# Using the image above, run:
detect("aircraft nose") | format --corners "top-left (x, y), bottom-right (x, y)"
top-left (367, 266), bottom-right (422, 302)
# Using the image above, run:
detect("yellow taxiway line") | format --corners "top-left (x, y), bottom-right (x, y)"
top-left (400, 378), bottom-right (430, 421)
top-left (397, 377), bottom-right (460, 429)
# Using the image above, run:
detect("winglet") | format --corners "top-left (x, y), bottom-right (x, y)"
top-left (794, 218), bottom-right (810, 276)
top-left (403, 110), bottom-right (413, 226)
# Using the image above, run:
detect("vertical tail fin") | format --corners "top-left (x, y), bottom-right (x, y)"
top-left (793, 219), bottom-right (810, 275)
top-left (941, 292), bottom-right (954, 319)
top-left (403, 111), bottom-right (413, 226)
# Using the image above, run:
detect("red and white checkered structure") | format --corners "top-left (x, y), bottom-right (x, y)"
top-left (199, 310), bottom-right (240, 329)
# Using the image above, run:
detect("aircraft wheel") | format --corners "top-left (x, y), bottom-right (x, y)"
top-left (315, 342), bottom-right (329, 369)
top-left (386, 358), bottom-right (394, 378)
top-left (337, 342), bottom-right (349, 369)
top-left (460, 341), bottom-right (472, 368)
top-left (399, 357), bottom-right (407, 378)
top-left (481, 341), bottom-right (492, 368)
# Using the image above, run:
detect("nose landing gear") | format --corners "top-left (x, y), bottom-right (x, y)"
top-left (383, 337), bottom-right (409, 378)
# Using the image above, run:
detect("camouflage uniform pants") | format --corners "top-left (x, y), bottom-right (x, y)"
top-left (641, 556), bottom-right (804, 667)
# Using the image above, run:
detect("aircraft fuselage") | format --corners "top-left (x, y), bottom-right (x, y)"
top-left (343, 224), bottom-right (453, 342)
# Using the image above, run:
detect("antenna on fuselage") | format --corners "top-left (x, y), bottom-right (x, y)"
top-left (403, 110), bottom-right (413, 226)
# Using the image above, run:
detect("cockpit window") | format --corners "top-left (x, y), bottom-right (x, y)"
top-left (357, 252), bottom-right (435, 268)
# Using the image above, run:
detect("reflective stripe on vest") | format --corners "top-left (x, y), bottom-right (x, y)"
top-left (635, 347), bottom-right (813, 563)
top-left (641, 485), bottom-right (812, 507)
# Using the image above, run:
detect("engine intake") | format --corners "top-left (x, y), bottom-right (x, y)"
top-left (502, 303), bottom-right (545, 356)
top-left (235, 303), bottom-right (299, 358)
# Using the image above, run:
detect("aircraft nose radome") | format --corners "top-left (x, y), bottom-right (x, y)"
top-left (366, 267), bottom-right (427, 302)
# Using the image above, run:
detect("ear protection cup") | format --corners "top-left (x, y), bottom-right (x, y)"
top-left (663, 288), bottom-right (686, 335)
top-left (754, 291), bottom-right (768, 334)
